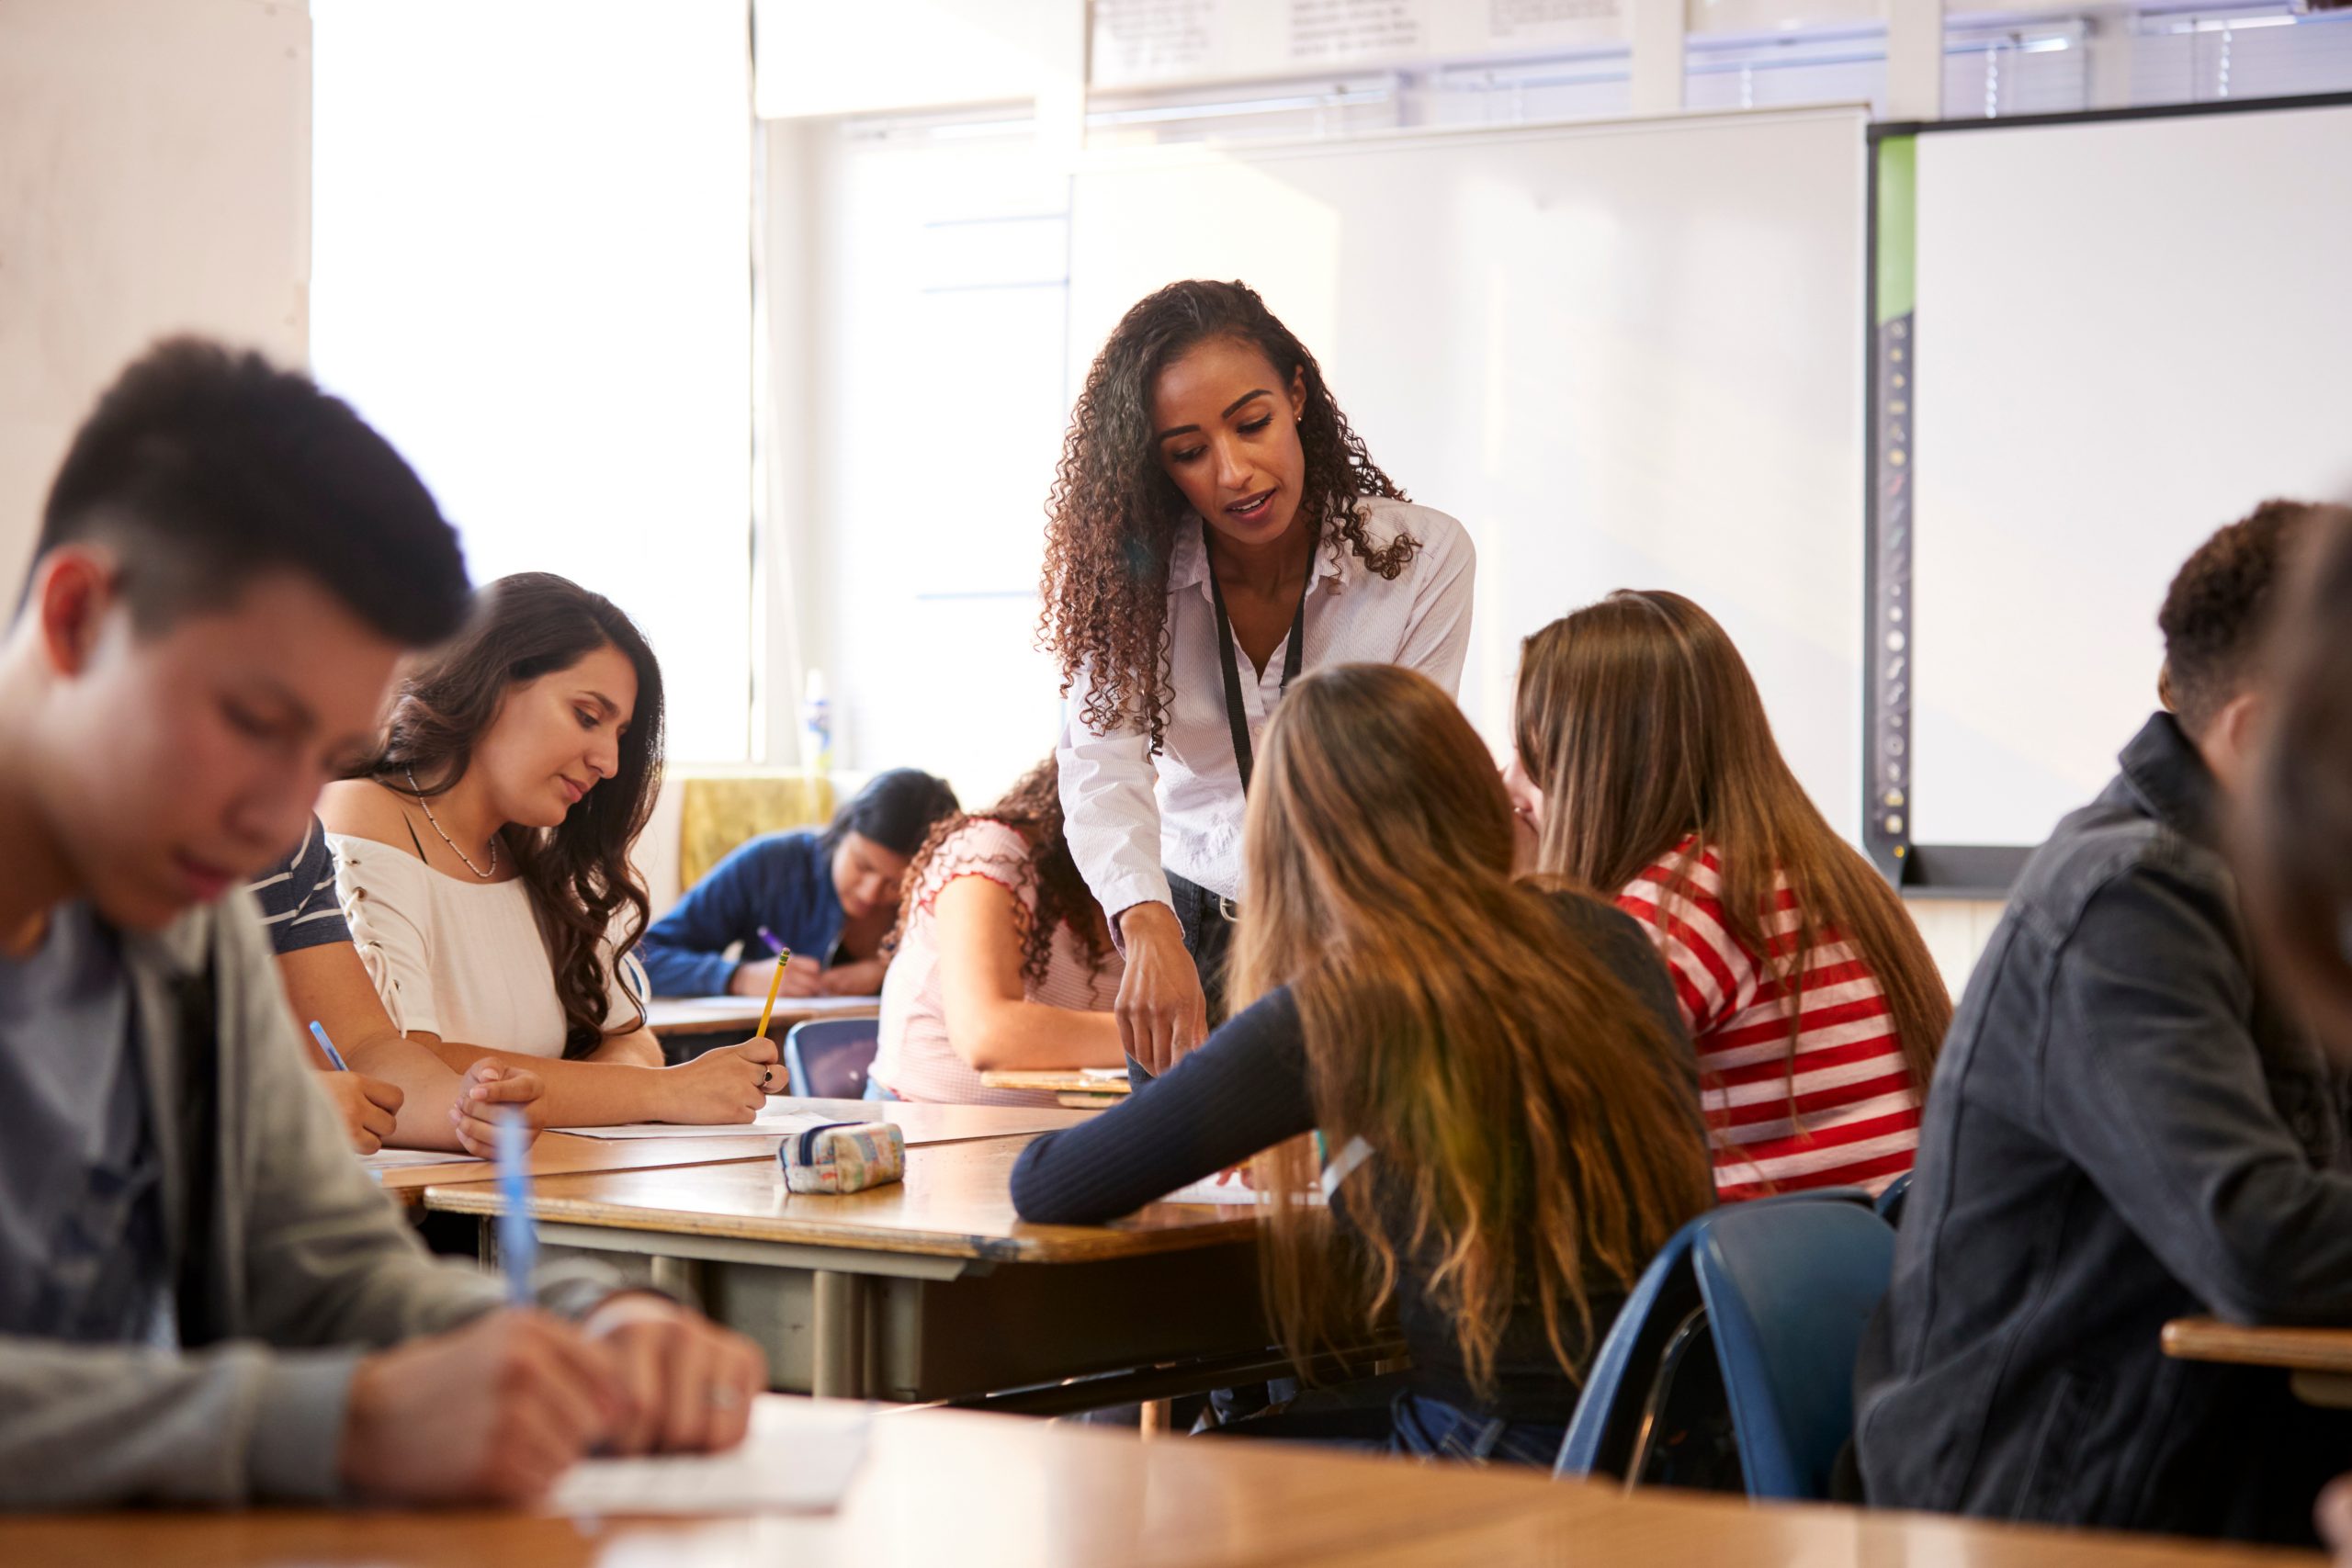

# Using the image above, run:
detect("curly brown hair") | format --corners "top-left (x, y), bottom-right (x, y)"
top-left (1039, 279), bottom-right (1415, 752)
top-left (888, 756), bottom-right (1113, 987)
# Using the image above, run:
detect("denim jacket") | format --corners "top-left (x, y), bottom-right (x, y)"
top-left (1854, 712), bottom-right (2352, 1543)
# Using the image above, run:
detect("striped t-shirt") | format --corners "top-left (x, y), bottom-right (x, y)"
top-left (1614, 840), bottom-right (1919, 1200)
top-left (248, 815), bottom-right (352, 956)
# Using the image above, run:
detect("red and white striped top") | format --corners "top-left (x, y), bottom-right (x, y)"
top-left (1614, 840), bottom-right (1919, 1201)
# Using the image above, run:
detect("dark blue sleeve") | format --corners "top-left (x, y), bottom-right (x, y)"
top-left (1011, 987), bottom-right (1317, 1224)
top-left (248, 817), bottom-right (351, 957)
top-left (639, 832), bottom-right (831, 997)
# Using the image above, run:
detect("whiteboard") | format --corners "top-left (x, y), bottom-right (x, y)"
top-left (1909, 103), bottom-right (2352, 848)
top-left (1067, 107), bottom-right (1870, 837)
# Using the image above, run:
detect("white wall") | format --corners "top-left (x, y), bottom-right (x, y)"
top-left (0, 0), bottom-right (311, 583)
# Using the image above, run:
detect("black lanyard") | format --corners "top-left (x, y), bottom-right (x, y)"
top-left (1206, 523), bottom-right (1310, 795)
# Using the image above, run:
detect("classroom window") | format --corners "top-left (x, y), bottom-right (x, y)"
top-left (311, 0), bottom-right (757, 763)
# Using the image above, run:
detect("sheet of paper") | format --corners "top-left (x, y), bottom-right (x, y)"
top-left (1159, 1173), bottom-right (1269, 1206)
top-left (548, 1395), bottom-right (870, 1516)
top-left (552, 1108), bottom-right (846, 1141)
top-left (358, 1148), bottom-right (481, 1175)
top-left (1158, 1174), bottom-right (1329, 1207)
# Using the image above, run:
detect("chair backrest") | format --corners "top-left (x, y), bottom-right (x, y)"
top-left (1555, 1188), bottom-right (1874, 1483)
top-left (1689, 1198), bottom-right (1896, 1500)
top-left (1873, 1171), bottom-right (1913, 1227)
top-left (784, 1018), bottom-right (881, 1100)
top-left (1554, 1212), bottom-right (1708, 1481)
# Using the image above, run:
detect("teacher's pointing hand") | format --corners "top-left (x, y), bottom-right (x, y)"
top-left (1115, 903), bottom-right (1209, 1077)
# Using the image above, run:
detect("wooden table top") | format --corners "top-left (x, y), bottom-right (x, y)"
top-left (2163, 1316), bottom-right (2352, 1374)
top-left (0, 1404), bottom-right (2316, 1568)
top-left (372, 1100), bottom-right (1099, 1195)
top-left (642, 994), bottom-right (880, 1038)
top-left (978, 1068), bottom-right (1132, 1095)
top-left (423, 1133), bottom-right (1257, 1265)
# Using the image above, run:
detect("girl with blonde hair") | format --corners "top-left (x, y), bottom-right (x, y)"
top-left (1013, 664), bottom-right (1713, 1462)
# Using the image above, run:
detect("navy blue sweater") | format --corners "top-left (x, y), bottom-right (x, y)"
top-left (638, 830), bottom-right (845, 998)
top-left (1011, 891), bottom-right (1701, 1422)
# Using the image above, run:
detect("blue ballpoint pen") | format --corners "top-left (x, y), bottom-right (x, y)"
top-left (307, 1020), bottom-right (351, 1073)
top-left (495, 1108), bottom-right (537, 1309)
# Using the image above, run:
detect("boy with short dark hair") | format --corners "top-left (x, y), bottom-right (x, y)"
top-left (0, 340), bottom-right (763, 1508)
top-left (1854, 498), bottom-right (2352, 1545)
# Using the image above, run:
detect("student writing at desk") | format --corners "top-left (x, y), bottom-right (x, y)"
top-left (867, 757), bottom-right (1125, 1106)
top-left (1013, 667), bottom-right (1713, 1462)
top-left (635, 767), bottom-right (958, 998)
top-left (1040, 280), bottom-right (1476, 1081)
top-left (0, 343), bottom-right (761, 1508)
top-left (321, 574), bottom-right (778, 1128)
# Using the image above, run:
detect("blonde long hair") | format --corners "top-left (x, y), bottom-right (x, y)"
top-left (1234, 664), bottom-right (1714, 1397)
top-left (1512, 591), bottom-right (1951, 1101)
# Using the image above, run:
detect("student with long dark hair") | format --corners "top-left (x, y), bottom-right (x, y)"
top-left (1510, 591), bottom-right (1950, 1198)
top-left (1013, 666), bottom-right (1713, 1462)
top-left (637, 768), bottom-right (959, 998)
top-left (1041, 280), bottom-right (1476, 1078)
top-left (867, 757), bottom-right (1123, 1106)
top-left (320, 573), bottom-right (776, 1127)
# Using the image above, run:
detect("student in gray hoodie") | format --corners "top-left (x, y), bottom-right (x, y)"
top-left (0, 340), bottom-right (764, 1509)
top-left (1854, 499), bottom-right (2352, 1545)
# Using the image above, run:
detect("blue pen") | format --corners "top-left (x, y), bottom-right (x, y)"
top-left (308, 1020), bottom-right (351, 1073)
top-left (495, 1108), bottom-right (537, 1309)
top-left (755, 925), bottom-right (787, 958)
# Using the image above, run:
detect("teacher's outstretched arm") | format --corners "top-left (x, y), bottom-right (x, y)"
top-left (1057, 688), bottom-right (1209, 1073)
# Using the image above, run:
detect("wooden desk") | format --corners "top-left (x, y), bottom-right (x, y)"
top-left (371, 1100), bottom-right (1099, 1201)
top-left (644, 994), bottom-right (880, 1039)
top-left (978, 1066), bottom-right (1134, 1108)
top-left (2164, 1316), bottom-right (2352, 1407)
top-left (0, 1404), bottom-right (2316, 1567)
top-left (423, 1136), bottom-right (1264, 1404)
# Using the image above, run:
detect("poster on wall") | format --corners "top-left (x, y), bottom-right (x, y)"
top-left (1091, 0), bottom-right (1622, 92)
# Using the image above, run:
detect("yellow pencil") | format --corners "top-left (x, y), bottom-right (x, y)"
top-left (755, 947), bottom-right (792, 1039)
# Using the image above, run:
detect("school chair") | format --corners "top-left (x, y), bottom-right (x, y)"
top-left (1555, 1189), bottom-right (1873, 1492)
top-left (1873, 1171), bottom-right (1913, 1228)
top-left (785, 1018), bottom-right (881, 1100)
top-left (1694, 1196), bottom-right (1896, 1500)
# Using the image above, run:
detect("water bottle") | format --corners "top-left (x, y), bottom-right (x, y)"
top-left (800, 668), bottom-right (832, 773)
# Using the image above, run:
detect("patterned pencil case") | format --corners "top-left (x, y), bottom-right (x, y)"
top-left (778, 1120), bottom-right (906, 1194)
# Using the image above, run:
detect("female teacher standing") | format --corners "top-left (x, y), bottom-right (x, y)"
top-left (1041, 279), bottom-right (1476, 1078)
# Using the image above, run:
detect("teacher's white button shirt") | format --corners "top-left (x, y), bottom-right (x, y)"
top-left (1058, 496), bottom-right (1475, 916)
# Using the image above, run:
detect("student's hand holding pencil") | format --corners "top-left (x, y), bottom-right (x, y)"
top-left (320, 1071), bottom-right (404, 1156)
top-left (656, 1035), bottom-right (780, 1122)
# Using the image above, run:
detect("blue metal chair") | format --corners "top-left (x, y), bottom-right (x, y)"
top-left (783, 1018), bottom-right (881, 1100)
top-left (1873, 1171), bottom-right (1913, 1228)
top-left (1556, 1189), bottom-right (1874, 1490)
top-left (1690, 1197), bottom-right (1897, 1500)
